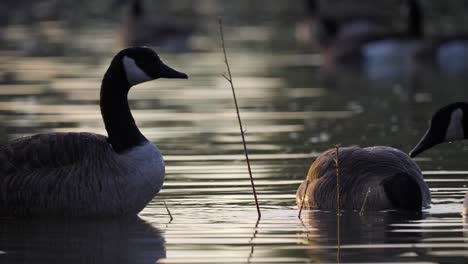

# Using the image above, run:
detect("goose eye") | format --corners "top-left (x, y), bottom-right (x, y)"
top-left (137, 59), bottom-right (152, 69)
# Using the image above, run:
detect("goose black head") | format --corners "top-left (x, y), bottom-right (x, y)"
top-left (410, 102), bottom-right (468, 158)
top-left (117, 47), bottom-right (188, 87)
top-left (130, 0), bottom-right (144, 17)
top-left (305, 0), bottom-right (318, 17)
top-left (406, 0), bottom-right (423, 37)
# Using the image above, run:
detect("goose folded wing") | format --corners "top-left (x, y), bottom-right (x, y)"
top-left (0, 132), bottom-right (115, 176)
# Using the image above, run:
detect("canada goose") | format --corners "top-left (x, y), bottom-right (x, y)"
top-left (409, 102), bottom-right (468, 213)
top-left (326, 0), bottom-right (423, 78)
top-left (118, 0), bottom-right (195, 52)
top-left (0, 47), bottom-right (188, 217)
top-left (296, 146), bottom-right (431, 210)
top-left (415, 35), bottom-right (468, 75)
top-left (296, 0), bottom-right (390, 47)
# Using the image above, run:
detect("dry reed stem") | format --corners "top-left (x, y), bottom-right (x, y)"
top-left (218, 17), bottom-right (261, 220)
top-left (335, 144), bottom-right (341, 212)
top-left (334, 144), bottom-right (341, 263)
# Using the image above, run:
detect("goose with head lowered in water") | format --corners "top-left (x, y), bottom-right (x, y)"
top-left (409, 102), bottom-right (468, 214)
top-left (0, 47), bottom-right (188, 217)
top-left (296, 146), bottom-right (431, 211)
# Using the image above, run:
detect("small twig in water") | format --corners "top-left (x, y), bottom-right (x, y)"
top-left (164, 201), bottom-right (173, 222)
top-left (334, 144), bottom-right (341, 212)
top-left (334, 144), bottom-right (341, 263)
top-left (359, 187), bottom-right (372, 216)
top-left (218, 17), bottom-right (261, 220)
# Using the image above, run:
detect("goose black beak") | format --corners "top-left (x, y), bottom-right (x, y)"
top-left (409, 129), bottom-right (439, 158)
top-left (159, 63), bottom-right (188, 79)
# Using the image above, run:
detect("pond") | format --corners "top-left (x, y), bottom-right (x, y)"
top-left (0, 0), bottom-right (467, 263)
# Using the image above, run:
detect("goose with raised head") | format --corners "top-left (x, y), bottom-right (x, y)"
top-left (296, 146), bottom-right (431, 211)
top-left (0, 47), bottom-right (188, 217)
top-left (409, 102), bottom-right (468, 214)
top-left (118, 0), bottom-right (196, 52)
top-left (296, 0), bottom-right (391, 48)
top-left (326, 0), bottom-right (423, 78)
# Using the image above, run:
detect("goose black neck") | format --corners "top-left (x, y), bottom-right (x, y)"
top-left (306, 0), bottom-right (318, 17)
top-left (131, 0), bottom-right (143, 17)
top-left (458, 103), bottom-right (468, 139)
top-left (100, 60), bottom-right (147, 153)
top-left (408, 0), bottom-right (423, 37)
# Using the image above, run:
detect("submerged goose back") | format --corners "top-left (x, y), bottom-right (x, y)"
top-left (409, 102), bottom-right (468, 214)
top-left (0, 47), bottom-right (188, 217)
top-left (296, 146), bottom-right (430, 210)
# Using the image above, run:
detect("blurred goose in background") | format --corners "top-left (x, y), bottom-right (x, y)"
top-left (324, 0), bottom-right (423, 79)
top-left (295, 0), bottom-right (391, 48)
top-left (409, 102), bottom-right (468, 214)
top-left (296, 146), bottom-right (430, 210)
top-left (0, 47), bottom-right (188, 217)
top-left (117, 0), bottom-right (196, 52)
top-left (415, 35), bottom-right (468, 75)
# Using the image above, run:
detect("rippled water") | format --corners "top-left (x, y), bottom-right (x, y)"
top-left (1, 1), bottom-right (468, 263)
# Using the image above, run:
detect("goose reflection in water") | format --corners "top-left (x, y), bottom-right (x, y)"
top-left (0, 216), bottom-right (165, 264)
top-left (302, 211), bottom-right (428, 262)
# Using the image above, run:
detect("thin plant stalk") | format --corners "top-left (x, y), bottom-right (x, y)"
top-left (335, 144), bottom-right (341, 213)
top-left (359, 187), bottom-right (372, 216)
top-left (218, 17), bottom-right (261, 220)
top-left (334, 144), bottom-right (341, 263)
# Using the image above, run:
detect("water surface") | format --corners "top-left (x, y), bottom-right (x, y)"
top-left (0, 1), bottom-right (467, 263)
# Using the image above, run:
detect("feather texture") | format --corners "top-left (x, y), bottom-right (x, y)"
top-left (296, 146), bottom-right (430, 210)
top-left (0, 132), bottom-right (164, 217)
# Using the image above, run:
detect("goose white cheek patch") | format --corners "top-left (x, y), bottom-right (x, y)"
top-left (123, 56), bottom-right (153, 86)
top-left (445, 108), bottom-right (464, 141)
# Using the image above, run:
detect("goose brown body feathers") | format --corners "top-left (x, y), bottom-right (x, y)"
top-left (296, 146), bottom-right (431, 210)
